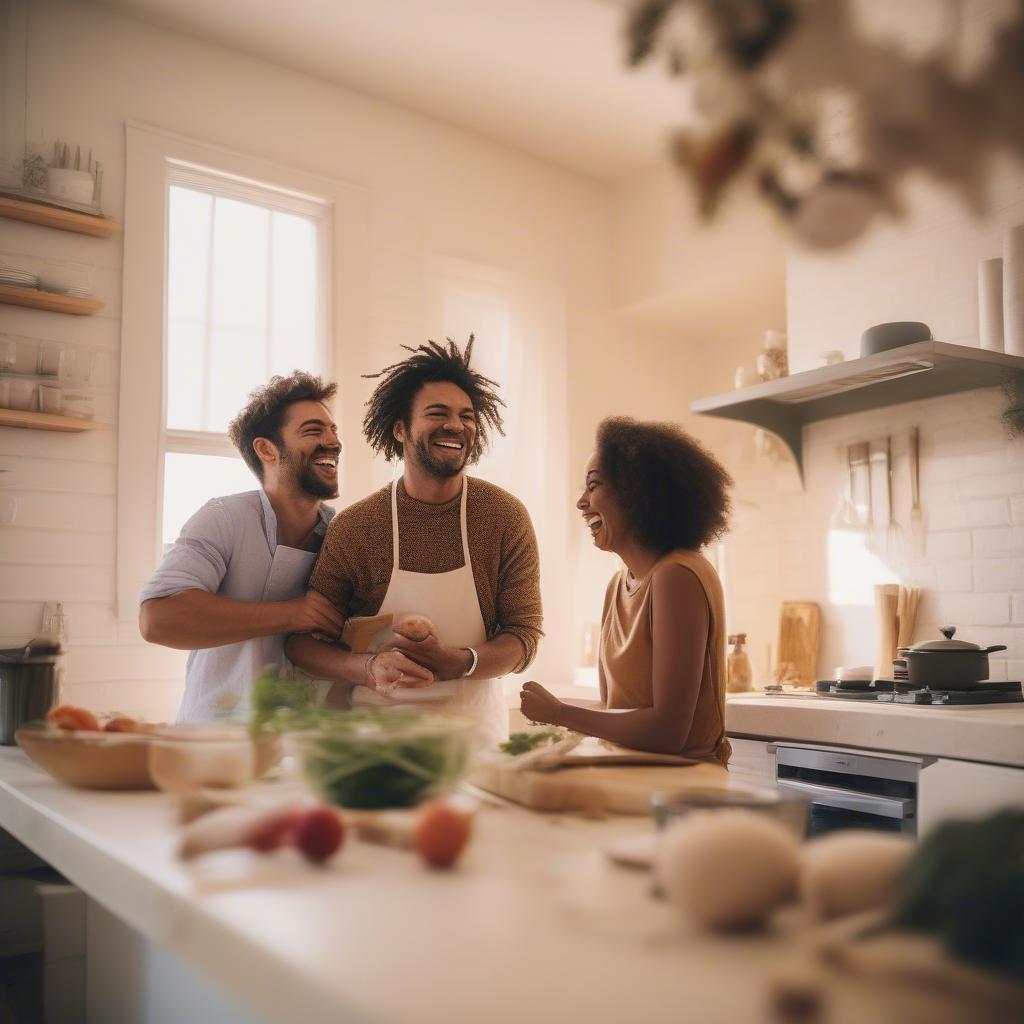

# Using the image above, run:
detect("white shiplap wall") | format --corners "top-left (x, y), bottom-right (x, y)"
top-left (0, 0), bottom-right (613, 717)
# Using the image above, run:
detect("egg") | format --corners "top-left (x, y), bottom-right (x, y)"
top-left (799, 831), bottom-right (913, 921)
top-left (653, 810), bottom-right (800, 930)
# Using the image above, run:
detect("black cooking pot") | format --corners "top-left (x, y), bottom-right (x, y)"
top-left (897, 626), bottom-right (1007, 690)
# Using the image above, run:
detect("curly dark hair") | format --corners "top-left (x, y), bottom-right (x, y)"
top-left (362, 335), bottom-right (505, 462)
top-left (595, 417), bottom-right (733, 553)
top-left (228, 371), bottom-right (337, 480)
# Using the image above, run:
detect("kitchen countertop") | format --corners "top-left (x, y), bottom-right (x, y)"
top-left (726, 694), bottom-right (1024, 768)
top-left (1, 747), bottom-right (906, 1024)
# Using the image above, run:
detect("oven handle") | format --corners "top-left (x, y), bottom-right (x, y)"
top-left (775, 779), bottom-right (916, 821)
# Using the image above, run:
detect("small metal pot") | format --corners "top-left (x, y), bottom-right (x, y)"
top-left (0, 639), bottom-right (61, 745)
top-left (897, 627), bottom-right (1007, 690)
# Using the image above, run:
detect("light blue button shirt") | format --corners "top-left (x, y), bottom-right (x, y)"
top-left (139, 489), bottom-right (335, 722)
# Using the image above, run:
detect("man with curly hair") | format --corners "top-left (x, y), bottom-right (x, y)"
top-left (139, 372), bottom-right (345, 721)
top-left (287, 336), bottom-right (543, 749)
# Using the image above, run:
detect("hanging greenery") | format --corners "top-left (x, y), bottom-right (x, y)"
top-left (1002, 372), bottom-right (1024, 439)
top-left (624, 0), bottom-right (1024, 248)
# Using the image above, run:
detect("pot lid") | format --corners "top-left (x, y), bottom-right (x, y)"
top-left (907, 626), bottom-right (983, 652)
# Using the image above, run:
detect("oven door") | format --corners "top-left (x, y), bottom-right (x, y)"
top-left (770, 743), bottom-right (929, 837)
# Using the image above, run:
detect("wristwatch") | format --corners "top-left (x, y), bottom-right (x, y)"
top-left (463, 646), bottom-right (479, 678)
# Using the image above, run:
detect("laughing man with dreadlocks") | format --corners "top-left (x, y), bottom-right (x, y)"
top-left (286, 336), bottom-right (542, 750)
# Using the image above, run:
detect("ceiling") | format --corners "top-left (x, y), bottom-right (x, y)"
top-left (96, 0), bottom-right (693, 183)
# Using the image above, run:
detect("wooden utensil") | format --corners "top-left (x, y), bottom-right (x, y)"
top-left (874, 584), bottom-right (899, 679)
top-left (909, 426), bottom-right (925, 556)
top-left (775, 601), bottom-right (821, 687)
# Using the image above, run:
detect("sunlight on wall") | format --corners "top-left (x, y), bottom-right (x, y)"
top-left (827, 527), bottom-right (901, 606)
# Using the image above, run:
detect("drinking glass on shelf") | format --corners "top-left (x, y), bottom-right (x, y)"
top-left (36, 341), bottom-right (74, 379)
top-left (7, 378), bottom-right (37, 411)
top-left (39, 384), bottom-right (63, 415)
top-left (0, 335), bottom-right (15, 372)
top-left (62, 391), bottom-right (93, 420)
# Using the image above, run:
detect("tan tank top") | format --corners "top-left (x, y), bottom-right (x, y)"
top-left (599, 549), bottom-right (731, 766)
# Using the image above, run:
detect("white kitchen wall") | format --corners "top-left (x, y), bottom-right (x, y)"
top-left (0, 0), bottom-right (641, 716)
top-left (713, 161), bottom-right (1024, 680)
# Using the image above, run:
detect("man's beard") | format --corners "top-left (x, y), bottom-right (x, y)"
top-left (410, 431), bottom-right (469, 479)
top-left (280, 446), bottom-right (339, 499)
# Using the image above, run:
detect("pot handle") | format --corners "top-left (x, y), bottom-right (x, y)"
top-left (983, 645), bottom-right (1008, 654)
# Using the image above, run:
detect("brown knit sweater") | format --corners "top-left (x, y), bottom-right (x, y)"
top-left (308, 476), bottom-right (543, 671)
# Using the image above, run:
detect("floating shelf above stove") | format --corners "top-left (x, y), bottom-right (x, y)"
top-left (690, 341), bottom-right (1024, 483)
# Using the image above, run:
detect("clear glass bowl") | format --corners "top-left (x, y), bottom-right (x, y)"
top-left (650, 785), bottom-right (808, 840)
top-left (287, 709), bottom-right (472, 810)
top-left (147, 724), bottom-right (280, 794)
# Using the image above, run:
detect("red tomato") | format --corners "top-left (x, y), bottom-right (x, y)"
top-left (292, 808), bottom-right (345, 864)
top-left (413, 803), bottom-right (472, 869)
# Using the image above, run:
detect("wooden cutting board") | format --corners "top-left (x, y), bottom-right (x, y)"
top-left (470, 760), bottom-right (733, 815)
top-left (776, 600), bottom-right (821, 687)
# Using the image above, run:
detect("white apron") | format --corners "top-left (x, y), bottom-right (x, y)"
top-left (351, 480), bottom-right (508, 752)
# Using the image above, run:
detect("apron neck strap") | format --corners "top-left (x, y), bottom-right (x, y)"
top-left (390, 480), bottom-right (401, 571)
top-left (390, 478), bottom-right (472, 571)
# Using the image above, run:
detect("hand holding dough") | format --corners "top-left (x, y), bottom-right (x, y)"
top-left (393, 614), bottom-right (437, 642)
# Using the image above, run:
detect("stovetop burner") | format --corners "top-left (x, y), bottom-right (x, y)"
top-left (812, 679), bottom-right (1023, 705)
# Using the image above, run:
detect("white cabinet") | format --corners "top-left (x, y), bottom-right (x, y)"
top-left (727, 738), bottom-right (775, 786)
top-left (918, 759), bottom-right (1024, 837)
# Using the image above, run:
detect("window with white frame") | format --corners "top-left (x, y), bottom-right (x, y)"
top-left (160, 165), bottom-right (330, 547)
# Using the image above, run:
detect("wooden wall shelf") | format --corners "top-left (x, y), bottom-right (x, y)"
top-left (0, 194), bottom-right (118, 238)
top-left (0, 283), bottom-right (104, 316)
top-left (0, 408), bottom-right (96, 432)
top-left (690, 341), bottom-right (1024, 483)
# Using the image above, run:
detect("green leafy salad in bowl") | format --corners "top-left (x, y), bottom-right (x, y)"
top-left (250, 670), bottom-right (472, 810)
top-left (291, 710), bottom-right (472, 810)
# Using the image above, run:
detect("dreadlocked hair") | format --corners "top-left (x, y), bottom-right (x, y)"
top-left (362, 335), bottom-right (506, 463)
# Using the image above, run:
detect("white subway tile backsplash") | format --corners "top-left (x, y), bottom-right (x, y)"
top-left (928, 497), bottom-right (1008, 531)
top-left (974, 526), bottom-right (1024, 558)
top-left (925, 592), bottom-right (1011, 627)
top-left (936, 563), bottom-right (973, 593)
top-left (973, 559), bottom-right (1024, 593)
top-left (957, 471), bottom-right (1024, 500)
top-left (924, 530), bottom-right (972, 560)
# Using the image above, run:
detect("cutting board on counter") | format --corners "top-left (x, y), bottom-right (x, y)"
top-left (470, 759), bottom-right (731, 815)
top-left (775, 600), bottom-right (821, 687)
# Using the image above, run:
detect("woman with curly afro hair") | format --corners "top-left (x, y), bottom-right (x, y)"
top-left (520, 417), bottom-right (734, 764)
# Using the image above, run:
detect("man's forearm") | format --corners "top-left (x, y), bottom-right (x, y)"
top-left (139, 591), bottom-right (295, 650)
top-left (286, 635), bottom-right (372, 687)
top-left (470, 633), bottom-right (526, 681)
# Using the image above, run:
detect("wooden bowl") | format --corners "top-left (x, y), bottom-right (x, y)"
top-left (16, 727), bottom-right (155, 790)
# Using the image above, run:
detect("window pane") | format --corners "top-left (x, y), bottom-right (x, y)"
top-left (167, 186), bottom-right (212, 323)
top-left (162, 452), bottom-right (256, 548)
top-left (165, 321), bottom-right (205, 431)
top-left (210, 197), bottom-right (270, 331)
top-left (206, 326), bottom-right (266, 434)
top-left (165, 180), bottom-right (324, 435)
top-left (271, 211), bottom-right (318, 375)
